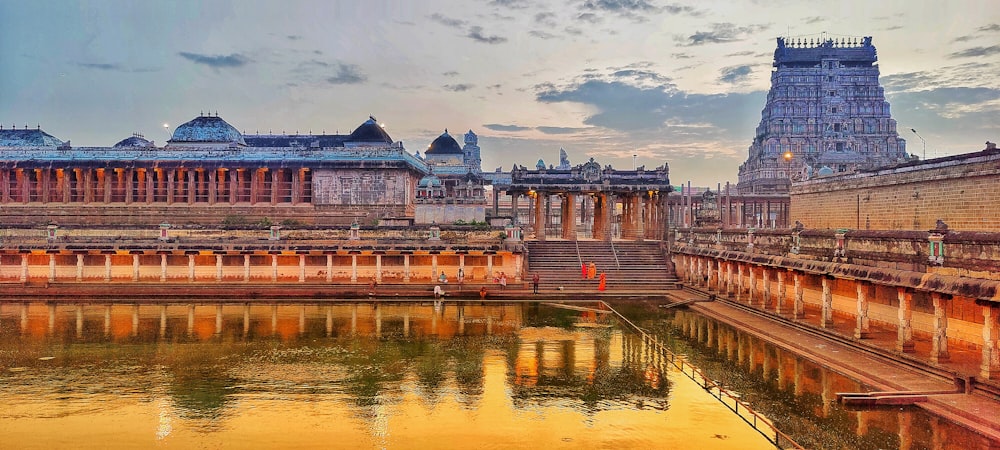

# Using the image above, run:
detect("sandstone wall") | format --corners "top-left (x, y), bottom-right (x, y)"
top-left (790, 148), bottom-right (1000, 231)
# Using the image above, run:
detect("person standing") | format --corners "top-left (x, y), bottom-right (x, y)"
top-left (500, 272), bottom-right (507, 290)
top-left (457, 268), bottom-right (465, 291)
top-left (532, 273), bottom-right (540, 294)
top-left (581, 263), bottom-right (587, 279)
top-left (598, 272), bottom-right (606, 291)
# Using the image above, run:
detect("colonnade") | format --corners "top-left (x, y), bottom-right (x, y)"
top-left (0, 251), bottom-right (519, 284)
top-left (0, 166), bottom-right (311, 205)
top-left (674, 253), bottom-right (1000, 380)
top-left (514, 190), bottom-right (666, 241)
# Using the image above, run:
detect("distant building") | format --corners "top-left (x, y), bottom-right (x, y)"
top-left (0, 115), bottom-right (428, 226)
top-left (737, 36), bottom-right (909, 194)
top-left (414, 129), bottom-right (487, 224)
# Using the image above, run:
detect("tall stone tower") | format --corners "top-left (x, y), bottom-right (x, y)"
top-left (737, 36), bottom-right (909, 194)
top-left (463, 130), bottom-right (482, 173)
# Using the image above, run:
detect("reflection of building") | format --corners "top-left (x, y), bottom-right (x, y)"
top-left (415, 129), bottom-right (487, 224)
top-left (0, 114), bottom-right (427, 226)
top-left (737, 36), bottom-right (908, 194)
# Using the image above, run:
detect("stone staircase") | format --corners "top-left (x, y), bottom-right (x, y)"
top-left (525, 240), bottom-right (679, 292)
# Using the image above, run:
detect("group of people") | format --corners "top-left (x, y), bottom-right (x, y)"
top-left (583, 262), bottom-right (606, 291)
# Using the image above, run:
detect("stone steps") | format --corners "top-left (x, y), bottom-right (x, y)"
top-left (525, 240), bottom-right (678, 290)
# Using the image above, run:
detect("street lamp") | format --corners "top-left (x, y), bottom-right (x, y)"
top-left (783, 151), bottom-right (793, 182)
top-left (910, 128), bottom-right (926, 160)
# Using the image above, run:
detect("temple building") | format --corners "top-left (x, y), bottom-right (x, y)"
top-left (737, 36), bottom-right (909, 194)
top-left (0, 114), bottom-right (428, 226)
top-left (414, 129), bottom-right (487, 224)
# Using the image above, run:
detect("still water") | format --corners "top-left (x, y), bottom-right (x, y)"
top-left (0, 301), bottom-right (772, 449)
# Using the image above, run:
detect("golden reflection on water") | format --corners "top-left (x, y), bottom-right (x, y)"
top-left (0, 302), bottom-right (772, 449)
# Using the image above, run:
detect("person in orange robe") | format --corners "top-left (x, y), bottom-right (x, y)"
top-left (581, 263), bottom-right (587, 279)
top-left (598, 272), bottom-right (606, 291)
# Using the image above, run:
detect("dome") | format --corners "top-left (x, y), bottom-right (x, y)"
top-left (169, 114), bottom-right (246, 145)
top-left (0, 127), bottom-right (64, 147)
top-left (425, 129), bottom-right (463, 155)
top-left (113, 134), bottom-right (154, 148)
top-left (418, 174), bottom-right (442, 187)
top-left (347, 116), bottom-right (393, 144)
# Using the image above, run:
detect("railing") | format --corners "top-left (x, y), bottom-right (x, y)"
top-left (574, 239), bottom-right (583, 268)
top-left (609, 240), bottom-right (620, 269)
top-left (602, 301), bottom-right (804, 449)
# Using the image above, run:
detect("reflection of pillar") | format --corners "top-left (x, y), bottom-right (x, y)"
top-left (216, 304), bottom-right (223, 335)
top-left (821, 369), bottom-right (833, 417)
top-left (983, 304), bottom-right (1000, 380)
top-left (76, 304), bottom-right (84, 338)
top-left (160, 304), bottom-right (168, 339)
top-left (793, 273), bottom-right (804, 319)
top-left (104, 305), bottom-right (112, 335)
top-left (299, 305), bottom-right (306, 335)
top-left (855, 281), bottom-right (871, 339)
top-left (271, 304), bottom-right (278, 334)
top-left (821, 277), bottom-right (833, 328)
top-left (403, 306), bottom-right (410, 337)
top-left (244, 304), bottom-right (251, 338)
top-left (896, 288), bottom-right (915, 352)
top-left (375, 306), bottom-right (381, 338)
top-left (793, 357), bottom-right (803, 397)
top-left (458, 304), bottom-right (465, 335)
top-left (856, 410), bottom-right (869, 436)
top-left (930, 293), bottom-right (950, 363)
top-left (326, 306), bottom-right (333, 337)
top-left (898, 410), bottom-right (913, 450)
top-left (351, 304), bottom-right (357, 335)
top-left (131, 304), bottom-right (139, 336)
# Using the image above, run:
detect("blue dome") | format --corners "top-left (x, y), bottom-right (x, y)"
top-left (170, 115), bottom-right (245, 145)
top-left (348, 116), bottom-right (393, 143)
top-left (0, 127), bottom-right (64, 147)
top-left (113, 134), bottom-right (154, 148)
top-left (418, 174), bottom-right (442, 187)
top-left (426, 130), bottom-right (463, 155)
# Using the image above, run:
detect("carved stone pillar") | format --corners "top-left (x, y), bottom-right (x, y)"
top-left (855, 281), bottom-right (871, 339)
top-left (982, 304), bottom-right (1000, 380)
top-left (776, 270), bottom-right (786, 314)
top-left (793, 272), bottom-right (804, 319)
top-left (896, 288), bottom-right (915, 353)
top-left (930, 293), bottom-right (950, 363)
top-left (821, 276), bottom-right (833, 328)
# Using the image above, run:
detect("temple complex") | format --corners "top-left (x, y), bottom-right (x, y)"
top-left (414, 129), bottom-right (487, 224)
top-left (737, 36), bottom-right (909, 194)
top-left (0, 115), bottom-right (428, 226)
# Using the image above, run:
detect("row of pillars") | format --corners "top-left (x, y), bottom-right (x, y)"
top-left (0, 167), bottom-right (310, 205)
top-left (676, 253), bottom-right (1000, 380)
top-left (7, 252), bottom-right (510, 284)
top-left (515, 191), bottom-right (665, 241)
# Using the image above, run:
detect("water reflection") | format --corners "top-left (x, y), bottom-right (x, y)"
top-left (0, 301), bottom-right (770, 449)
top-left (650, 308), bottom-right (996, 450)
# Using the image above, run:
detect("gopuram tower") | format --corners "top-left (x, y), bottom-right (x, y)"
top-left (737, 36), bottom-right (909, 194)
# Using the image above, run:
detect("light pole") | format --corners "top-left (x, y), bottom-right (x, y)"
top-left (910, 128), bottom-right (926, 160)
top-left (783, 151), bottom-right (793, 228)
top-left (632, 154), bottom-right (637, 170)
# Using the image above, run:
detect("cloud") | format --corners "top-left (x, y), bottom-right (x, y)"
top-left (429, 13), bottom-right (465, 28)
top-left (443, 84), bottom-right (474, 92)
top-left (484, 123), bottom-right (531, 132)
top-left (178, 52), bottom-right (250, 68)
top-left (979, 24), bottom-right (1000, 32)
top-left (577, 13), bottom-right (601, 23)
top-left (287, 35), bottom-right (302, 40)
top-left (489, 0), bottom-right (531, 8)
top-left (530, 30), bottom-right (556, 39)
top-left (565, 26), bottom-right (583, 35)
top-left (803, 16), bottom-right (824, 24)
top-left (580, 0), bottom-right (657, 13)
top-left (77, 62), bottom-right (122, 71)
top-left (537, 126), bottom-right (587, 134)
top-left (948, 45), bottom-right (1000, 58)
top-left (326, 63), bottom-right (367, 84)
top-left (718, 65), bottom-right (752, 84)
top-left (467, 26), bottom-right (507, 44)
top-left (443, 71), bottom-right (459, 77)
top-left (678, 23), bottom-right (770, 46)
top-left (535, 12), bottom-right (556, 26)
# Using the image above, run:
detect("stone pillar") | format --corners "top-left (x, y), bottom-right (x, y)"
top-left (271, 169), bottom-right (280, 205)
top-left (855, 281), bottom-right (871, 339)
top-left (216, 254), bottom-right (223, 282)
top-left (736, 264), bottom-right (744, 302)
top-left (403, 254), bottom-right (410, 282)
top-left (271, 254), bottom-right (278, 282)
top-left (375, 255), bottom-right (382, 283)
top-left (821, 276), bottom-right (833, 328)
top-left (299, 254), bottom-right (306, 282)
top-left (350, 255), bottom-right (358, 283)
top-left (188, 255), bottom-right (196, 281)
top-left (48, 254), bottom-right (56, 282)
top-left (326, 255), bottom-right (333, 283)
top-left (160, 254), bottom-right (167, 281)
top-left (244, 255), bottom-right (251, 282)
top-left (250, 168), bottom-right (260, 205)
top-left (104, 254), bottom-right (111, 281)
top-left (747, 265), bottom-right (756, 305)
top-left (146, 169), bottom-right (155, 203)
top-left (533, 192), bottom-right (546, 241)
top-left (292, 169), bottom-right (302, 205)
top-left (208, 169), bottom-right (217, 205)
top-left (187, 169), bottom-right (196, 205)
top-left (510, 193), bottom-right (519, 225)
top-left (487, 254), bottom-right (494, 279)
top-left (0, 169), bottom-right (9, 203)
top-left (793, 273), bottom-right (804, 319)
top-left (776, 270), bottom-right (786, 314)
top-left (41, 168), bottom-right (51, 204)
top-left (896, 288), bottom-right (915, 353)
top-left (166, 169), bottom-right (175, 204)
top-left (930, 293), bottom-right (950, 363)
top-left (982, 304), bottom-right (1000, 380)
top-left (431, 254), bottom-right (438, 280)
top-left (561, 193), bottom-right (576, 240)
top-left (762, 268), bottom-right (771, 308)
top-left (124, 168), bottom-right (134, 204)
top-left (132, 254), bottom-right (140, 281)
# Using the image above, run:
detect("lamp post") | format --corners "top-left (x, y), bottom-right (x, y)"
top-left (910, 128), bottom-right (926, 160)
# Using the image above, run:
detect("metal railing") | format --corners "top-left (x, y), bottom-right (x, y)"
top-left (602, 301), bottom-right (804, 449)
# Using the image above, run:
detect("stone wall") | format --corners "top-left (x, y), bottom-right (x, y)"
top-left (790, 146), bottom-right (1000, 231)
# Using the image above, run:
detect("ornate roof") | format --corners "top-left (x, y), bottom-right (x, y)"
top-left (0, 127), bottom-right (64, 147)
top-left (425, 129), bottom-right (463, 155)
top-left (169, 115), bottom-right (246, 145)
top-left (113, 134), bottom-right (154, 148)
top-left (347, 116), bottom-right (394, 144)
top-left (418, 174), bottom-right (442, 187)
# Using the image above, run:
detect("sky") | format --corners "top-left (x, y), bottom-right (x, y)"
top-left (1, 0), bottom-right (998, 187)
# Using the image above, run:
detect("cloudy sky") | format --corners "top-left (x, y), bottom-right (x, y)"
top-left (1, 0), bottom-right (997, 186)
